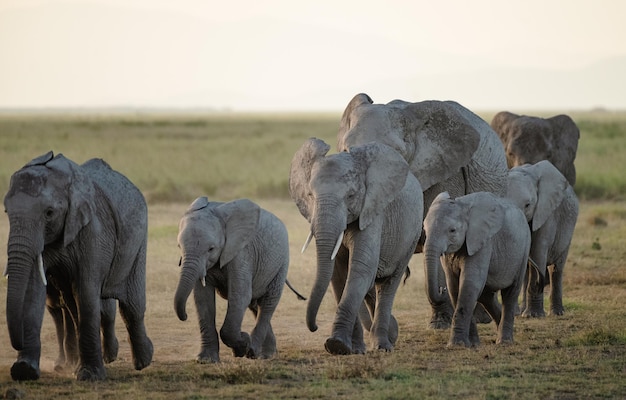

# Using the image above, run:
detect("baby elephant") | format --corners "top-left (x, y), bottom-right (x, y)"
top-left (506, 160), bottom-right (579, 317)
top-left (174, 197), bottom-right (289, 362)
top-left (423, 192), bottom-right (531, 347)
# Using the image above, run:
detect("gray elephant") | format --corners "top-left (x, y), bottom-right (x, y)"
top-left (174, 197), bottom-right (290, 362)
top-left (4, 151), bottom-right (153, 381)
top-left (491, 111), bottom-right (580, 186)
top-left (506, 160), bottom-right (579, 317)
top-left (289, 138), bottom-right (423, 355)
top-left (338, 93), bottom-right (508, 329)
top-left (423, 192), bottom-right (530, 347)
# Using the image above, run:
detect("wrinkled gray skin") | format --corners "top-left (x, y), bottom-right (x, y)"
top-left (506, 161), bottom-right (579, 317)
top-left (338, 93), bottom-right (508, 329)
top-left (174, 197), bottom-right (289, 362)
top-left (289, 139), bottom-right (423, 354)
top-left (423, 192), bottom-right (530, 347)
top-left (4, 152), bottom-right (153, 381)
top-left (491, 111), bottom-right (580, 186)
top-left (46, 285), bottom-right (119, 371)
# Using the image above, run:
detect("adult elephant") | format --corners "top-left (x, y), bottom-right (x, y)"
top-left (4, 151), bottom-right (153, 381)
top-left (337, 93), bottom-right (508, 329)
top-left (490, 111), bottom-right (580, 186)
top-left (290, 138), bottom-right (423, 354)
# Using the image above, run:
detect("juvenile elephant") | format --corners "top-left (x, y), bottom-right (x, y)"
top-left (174, 197), bottom-right (290, 362)
top-left (506, 160), bottom-right (579, 317)
top-left (4, 151), bottom-right (153, 381)
top-left (423, 192), bottom-right (530, 347)
top-left (338, 93), bottom-right (508, 328)
top-left (289, 138), bottom-right (423, 354)
top-left (491, 111), bottom-right (580, 186)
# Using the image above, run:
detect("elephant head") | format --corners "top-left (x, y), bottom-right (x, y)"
top-left (423, 192), bottom-right (505, 305)
top-left (506, 160), bottom-right (569, 232)
top-left (289, 138), bottom-right (410, 332)
top-left (4, 151), bottom-right (97, 351)
top-left (491, 111), bottom-right (579, 185)
top-left (337, 93), bottom-right (483, 192)
top-left (174, 197), bottom-right (260, 321)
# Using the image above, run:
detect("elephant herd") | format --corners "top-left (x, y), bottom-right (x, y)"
top-left (3, 93), bottom-right (580, 381)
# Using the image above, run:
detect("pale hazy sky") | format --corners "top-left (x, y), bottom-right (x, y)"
top-left (1, 0), bottom-right (625, 111)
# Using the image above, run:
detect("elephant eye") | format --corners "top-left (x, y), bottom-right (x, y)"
top-left (208, 246), bottom-right (215, 253)
top-left (44, 208), bottom-right (54, 219)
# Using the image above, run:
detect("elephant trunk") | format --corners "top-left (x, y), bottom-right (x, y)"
top-left (306, 202), bottom-right (345, 332)
top-left (174, 257), bottom-right (203, 321)
top-left (5, 218), bottom-right (45, 350)
top-left (424, 244), bottom-right (448, 306)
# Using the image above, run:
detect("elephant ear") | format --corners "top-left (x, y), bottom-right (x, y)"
top-left (215, 199), bottom-right (261, 267)
top-left (463, 192), bottom-right (505, 256)
top-left (407, 100), bottom-right (481, 191)
top-left (531, 160), bottom-right (568, 231)
top-left (46, 154), bottom-right (97, 247)
top-left (338, 93), bottom-right (374, 138)
top-left (24, 151), bottom-right (55, 168)
top-left (187, 196), bottom-right (210, 212)
top-left (289, 138), bottom-right (331, 222)
top-left (350, 142), bottom-right (410, 230)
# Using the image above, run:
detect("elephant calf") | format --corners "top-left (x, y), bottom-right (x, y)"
top-left (174, 197), bottom-right (290, 362)
top-left (506, 160), bottom-right (579, 317)
top-left (423, 192), bottom-right (531, 347)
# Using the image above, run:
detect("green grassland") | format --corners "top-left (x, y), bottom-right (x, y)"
top-left (0, 111), bottom-right (625, 399)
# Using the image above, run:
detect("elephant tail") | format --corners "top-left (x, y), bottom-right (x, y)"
top-left (285, 279), bottom-right (307, 301)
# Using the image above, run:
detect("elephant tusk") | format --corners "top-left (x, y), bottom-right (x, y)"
top-left (330, 231), bottom-right (344, 261)
top-left (38, 253), bottom-right (47, 286)
top-left (3, 263), bottom-right (7, 278)
top-left (301, 231), bottom-right (313, 254)
top-left (201, 276), bottom-right (206, 287)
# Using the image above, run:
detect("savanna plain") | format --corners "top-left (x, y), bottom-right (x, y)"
top-left (0, 111), bottom-right (624, 399)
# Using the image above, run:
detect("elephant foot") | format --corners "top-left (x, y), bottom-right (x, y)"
top-left (351, 340), bottom-right (366, 355)
top-left (429, 302), bottom-right (454, 329)
top-left (324, 337), bottom-right (352, 355)
top-left (103, 337), bottom-right (119, 364)
top-left (132, 337), bottom-right (153, 370)
top-left (549, 307), bottom-right (565, 316)
top-left (521, 308), bottom-right (546, 318)
top-left (11, 359), bottom-right (40, 381)
top-left (376, 342), bottom-right (394, 352)
top-left (496, 336), bottom-right (514, 345)
top-left (75, 364), bottom-right (106, 381)
top-left (446, 338), bottom-right (472, 349)
top-left (197, 353), bottom-right (220, 364)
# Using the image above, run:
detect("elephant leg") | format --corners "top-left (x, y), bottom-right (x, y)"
top-left (248, 295), bottom-right (280, 359)
top-left (473, 303), bottom-right (493, 324)
top-left (118, 298), bottom-right (153, 371)
top-left (76, 288), bottom-right (107, 381)
top-left (194, 282), bottom-right (220, 363)
top-left (496, 285), bottom-right (519, 345)
top-left (100, 298), bottom-right (119, 364)
top-left (325, 262), bottom-right (374, 355)
top-left (448, 268), bottom-right (483, 348)
top-left (11, 276), bottom-right (47, 381)
top-left (220, 282), bottom-right (252, 358)
top-left (62, 306), bottom-right (79, 368)
top-left (370, 267), bottom-right (405, 352)
top-left (522, 256), bottom-right (547, 318)
top-left (359, 288), bottom-right (376, 333)
top-left (326, 252), bottom-right (366, 355)
top-left (46, 301), bottom-right (67, 371)
top-left (478, 291), bottom-right (501, 327)
top-left (118, 248), bottom-right (153, 372)
top-left (548, 261), bottom-right (565, 316)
